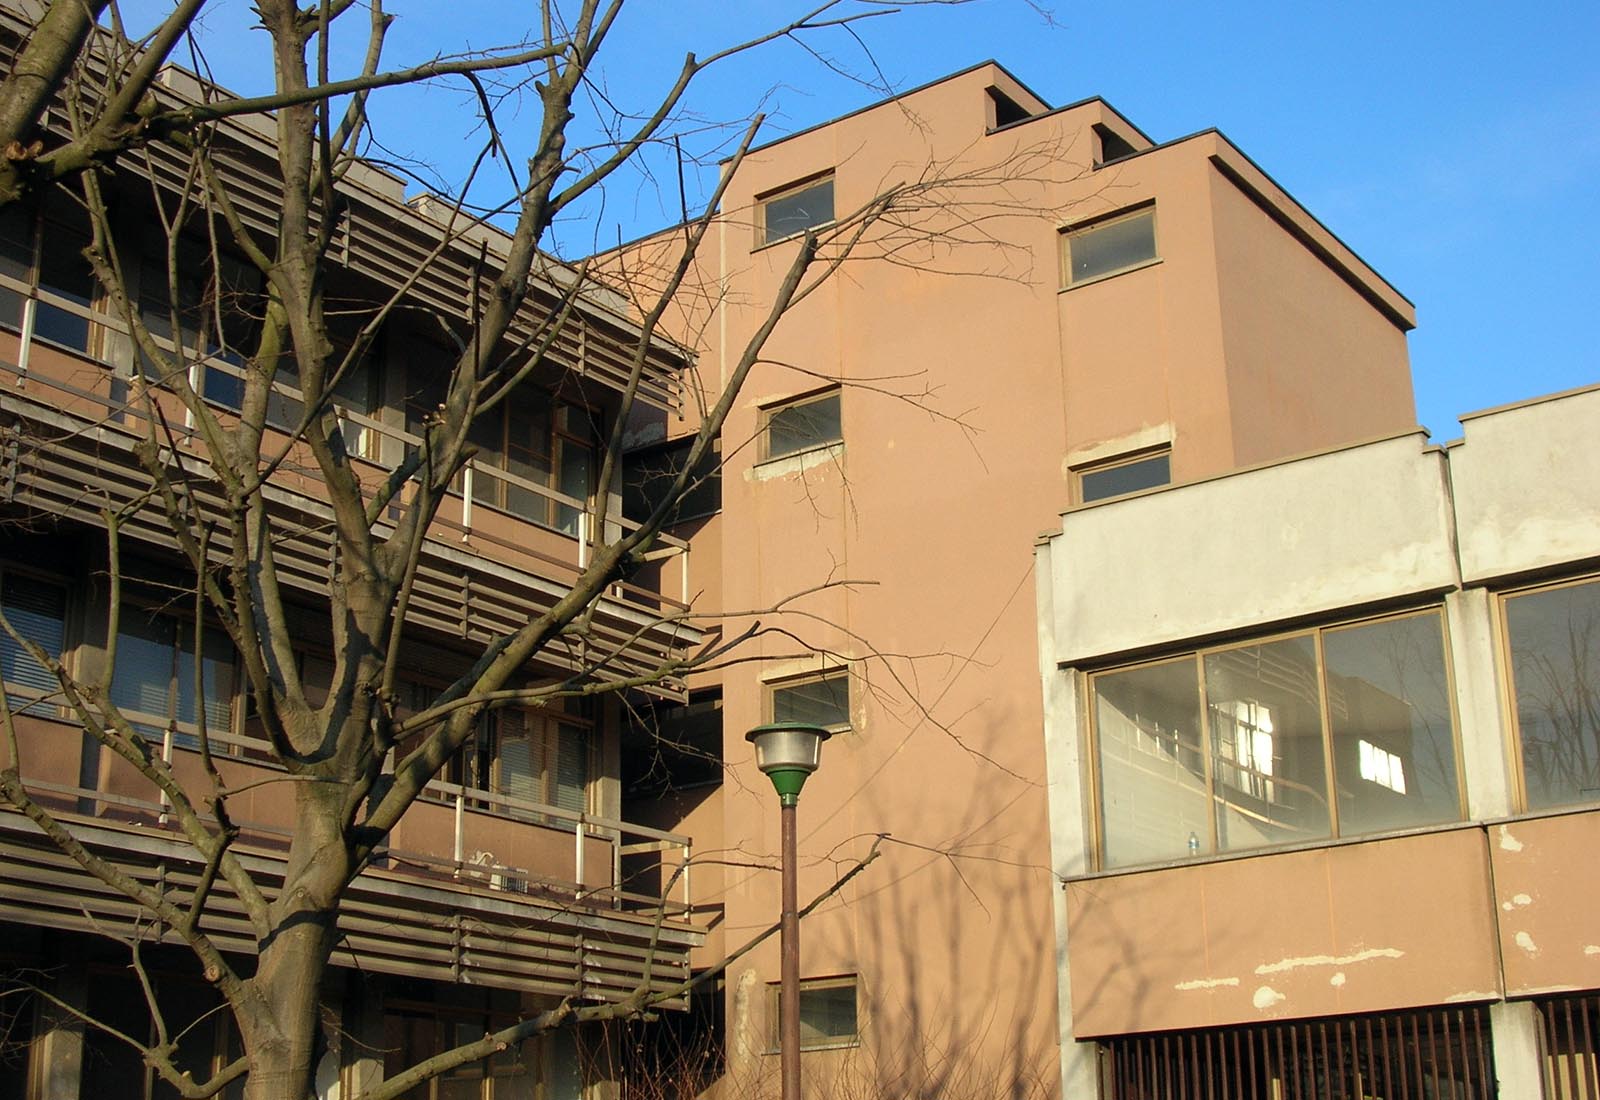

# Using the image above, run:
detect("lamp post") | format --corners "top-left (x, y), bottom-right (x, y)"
top-left (745, 722), bottom-right (832, 1100)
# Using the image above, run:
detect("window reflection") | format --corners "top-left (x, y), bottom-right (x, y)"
top-left (1505, 578), bottom-right (1600, 810)
top-left (1090, 610), bottom-right (1462, 870)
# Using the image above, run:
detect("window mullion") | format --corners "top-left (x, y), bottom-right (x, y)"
top-left (1197, 654), bottom-right (1219, 855)
top-left (1313, 628), bottom-right (1341, 839)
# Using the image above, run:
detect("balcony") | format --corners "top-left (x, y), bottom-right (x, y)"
top-left (2, 710), bottom-right (700, 1004)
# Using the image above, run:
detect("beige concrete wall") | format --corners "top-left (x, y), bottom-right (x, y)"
top-left (1449, 383), bottom-right (1600, 585)
top-left (1046, 430), bottom-right (1457, 665)
top-left (1064, 829), bottom-right (1501, 1037)
top-left (631, 59), bottom-right (1424, 1097)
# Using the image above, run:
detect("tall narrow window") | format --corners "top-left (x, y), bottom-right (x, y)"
top-left (760, 175), bottom-right (834, 246)
top-left (1061, 206), bottom-right (1158, 287)
top-left (1504, 576), bottom-right (1600, 810)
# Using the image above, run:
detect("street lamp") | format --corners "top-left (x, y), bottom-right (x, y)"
top-left (746, 722), bottom-right (832, 1100)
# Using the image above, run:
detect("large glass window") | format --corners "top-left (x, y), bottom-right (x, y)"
top-left (448, 704), bottom-right (593, 820)
top-left (1504, 577), bottom-right (1600, 810)
top-left (1090, 610), bottom-right (1461, 869)
top-left (0, 204), bottom-right (98, 353)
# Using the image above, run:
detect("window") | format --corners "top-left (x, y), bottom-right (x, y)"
top-left (1061, 206), bottom-right (1158, 287)
top-left (1075, 449), bottom-right (1171, 504)
top-left (450, 705), bottom-right (593, 820)
top-left (622, 437), bottom-right (721, 526)
top-left (408, 360), bottom-right (598, 536)
top-left (769, 670), bottom-right (850, 731)
top-left (762, 389), bottom-right (841, 462)
top-left (135, 234), bottom-right (262, 406)
top-left (0, 203), bottom-right (99, 353)
top-left (760, 175), bottom-right (834, 246)
top-left (1503, 576), bottom-right (1600, 811)
top-left (770, 976), bottom-right (858, 1051)
top-left (623, 690), bottom-right (723, 797)
top-left (108, 606), bottom-right (236, 749)
top-left (1089, 609), bottom-right (1461, 869)
top-left (0, 571), bottom-right (68, 714)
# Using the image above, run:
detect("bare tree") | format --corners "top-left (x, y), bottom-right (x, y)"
top-left (0, 2), bottom-right (1067, 1098)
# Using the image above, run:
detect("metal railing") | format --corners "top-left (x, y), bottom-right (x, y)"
top-left (1100, 1005), bottom-right (1496, 1099)
top-left (1538, 994), bottom-right (1600, 1100)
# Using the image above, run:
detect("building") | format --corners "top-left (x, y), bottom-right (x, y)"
top-left (0, 7), bottom-right (705, 1097)
top-left (1035, 383), bottom-right (1600, 1098)
top-left (615, 62), bottom-right (1422, 1099)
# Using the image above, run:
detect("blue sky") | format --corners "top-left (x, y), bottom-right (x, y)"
top-left (127, 0), bottom-right (1598, 442)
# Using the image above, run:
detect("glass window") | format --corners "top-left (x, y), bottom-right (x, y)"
top-left (1062, 207), bottom-right (1158, 286)
top-left (1089, 609), bottom-right (1461, 869)
top-left (1504, 577), bottom-right (1600, 810)
top-left (763, 389), bottom-right (841, 461)
top-left (771, 671), bottom-right (850, 731)
top-left (481, 707), bottom-right (592, 820)
top-left (771, 977), bottom-right (858, 1050)
top-left (0, 573), bottom-right (68, 713)
top-left (1093, 657), bottom-right (1209, 868)
top-left (761, 176), bottom-right (834, 245)
top-left (109, 607), bottom-right (235, 748)
top-left (1323, 614), bottom-right (1461, 833)
top-left (455, 378), bottom-right (598, 536)
top-left (622, 437), bottom-right (722, 526)
top-left (1077, 450), bottom-right (1170, 503)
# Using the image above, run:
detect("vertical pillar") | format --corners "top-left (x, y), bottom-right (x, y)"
top-left (1489, 1000), bottom-right (1544, 1099)
top-left (32, 951), bottom-right (88, 1100)
top-left (1444, 588), bottom-right (1516, 819)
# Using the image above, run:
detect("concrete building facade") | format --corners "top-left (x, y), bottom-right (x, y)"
top-left (617, 62), bottom-right (1423, 1099)
top-left (1036, 384), bottom-right (1600, 1098)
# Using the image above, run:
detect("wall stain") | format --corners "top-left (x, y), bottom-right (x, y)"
top-left (1254, 947), bottom-right (1402, 975)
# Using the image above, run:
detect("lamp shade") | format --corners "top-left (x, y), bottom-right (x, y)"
top-left (746, 722), bottom-right (832, 775)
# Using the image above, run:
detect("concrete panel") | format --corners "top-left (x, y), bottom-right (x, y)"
top-left (1065, 829), bottom-right (1500, 1037)
top-left (1049, 433), bottom-right (1458, 664)
top-left (1489, 812), bottom-right (1600, 996)
top-left (1450, 385), bottom-right (1600, 584)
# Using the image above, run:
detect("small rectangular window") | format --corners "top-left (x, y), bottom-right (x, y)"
top-left (1062, 206), bottom-right (1158, 287)
top-left (1076, 450), bottom-right (1170, 504)
top-left (760, 176), bottom-right (834, 246)
top-left (770, 670), bottom-right (850, 731)
top-left (770, 976), bottom-right (858, 1051)
top-left (1503, 576), bottom-right (1600, 811)
top-left (762, 389), bottom-right (841, 461)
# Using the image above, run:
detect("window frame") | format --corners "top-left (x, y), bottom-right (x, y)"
top-left (0, 203), bottom-right (107, 357)
top-left (1073, 446), bottom-right (1172, 505)
top-left (757, 173), bottom-right (836, 248)
top-left (107, 602), bottom-right (239, 752)
top-left (1085, 606), bottom-right (1466, 871)
top-left (1059, 204), bottom-right (1160, 289)
top-left (0, 564), bottom-right (72, 717)
top-left (759, 387), bottom-right (842, 464)
top-left (766, 975), bottom-right (860, 1053)
top-left (1498, 573), bottom-right (1600, 813)
top-left (766, 668), bottom-right (852, 733)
